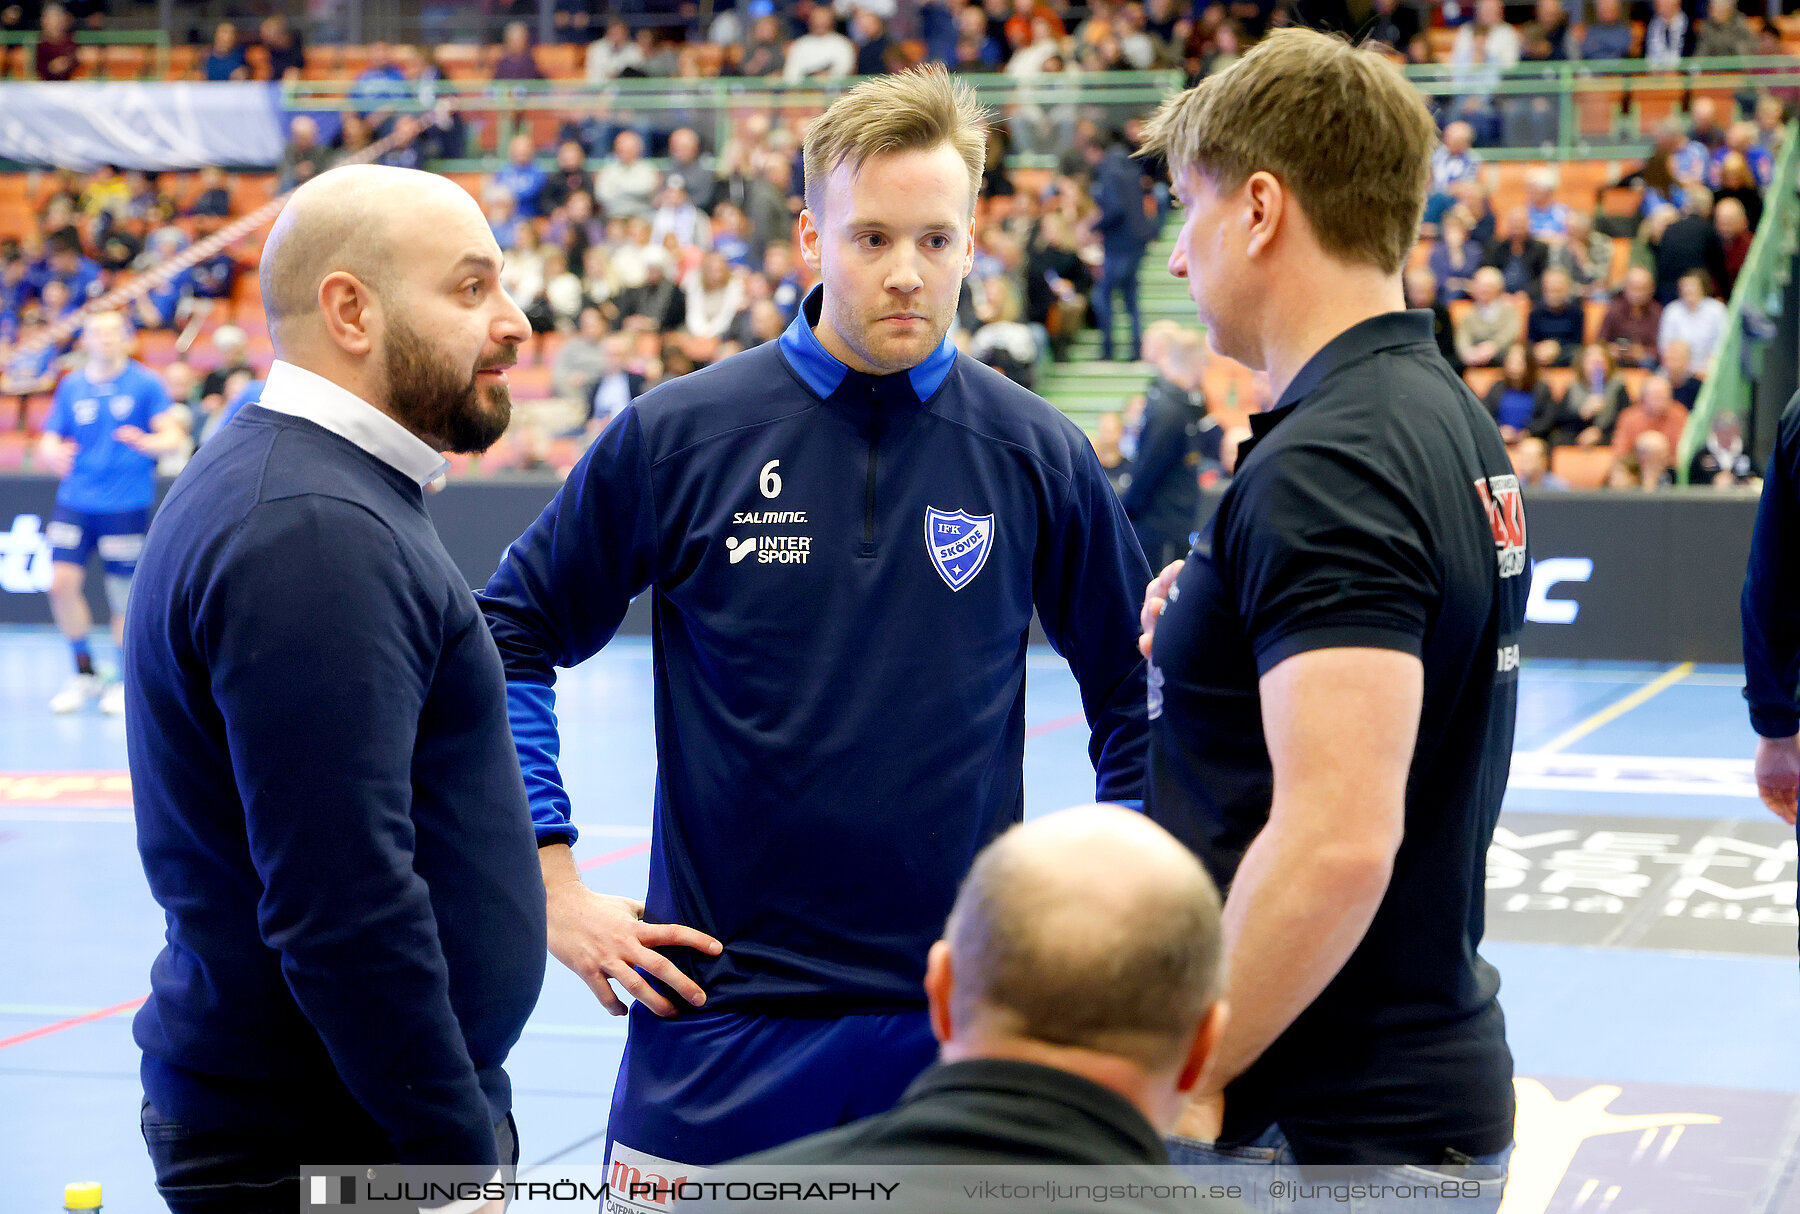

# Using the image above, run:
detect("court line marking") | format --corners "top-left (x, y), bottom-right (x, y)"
top-left (577, 840), bottom-right (652, 872)
top-left (1532, 662), bottom-right (1696, 756)
top-left (1025, 711), bottom-right (1085, 739)
top-left (0, 996), bottom-right (146, 1052)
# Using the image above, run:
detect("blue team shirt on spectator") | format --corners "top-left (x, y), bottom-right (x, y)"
top-left (714, 230), bottom-right (752, 267)
top-left (189, 254), bottom-right (236, 299)
top-left (203, 47), bottom-right (248, 81)
top-left (1711, 143), bottom-right (1773, 190)
top-left (1430, 146), bottom-right (1483, 196)
top-left (51, 257), bottom-right (103, 305)
top-left (1673, 141), bottom-right (1710, 186)
top-left (142, 269), bottom-right (192, 328)
top-left (350, 64), bottom-right (409, 118)
top-left (493, 162), bottom-right (548, 219)
top-left (5, 340), bottom-right (56, 385)
top-left (46, 360), bottom-right (171, 513)
top-left (1527, 201), bottom-right (1570, 241)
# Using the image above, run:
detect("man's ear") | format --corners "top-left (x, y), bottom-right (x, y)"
top-left (1242, 171), bottom-right (1284, 262)
top-left (797, 208), bottom-right (824, 276)
top-left (317, 270), bottom-right (378, 357)
top-left (1177, 999), bottom-right (1229, 1094)
top-left (923, 940), bottom-right (955, 1046)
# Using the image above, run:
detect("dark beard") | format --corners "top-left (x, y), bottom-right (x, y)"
top-left (382, 313), bottom-right (512, 454)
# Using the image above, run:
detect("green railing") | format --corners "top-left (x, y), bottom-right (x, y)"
top-left (0, 29), bottom-right (170, 80)
top-left (1402, 55), bottom-right (1800, 159)
top-left (1677, 118), bottom-right (1800, 482)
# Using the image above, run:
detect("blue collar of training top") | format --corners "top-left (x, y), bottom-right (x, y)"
top-left (778, 284), bottom-right (958, 405)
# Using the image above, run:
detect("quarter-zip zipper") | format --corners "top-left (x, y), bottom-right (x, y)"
top-left (861, 383), bottom-right (881, 558)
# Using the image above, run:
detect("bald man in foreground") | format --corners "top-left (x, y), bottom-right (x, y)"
top-left (124, 165), bottom-right (539, 1213)
top-left (728, 805), bottom-right (1234, 1172)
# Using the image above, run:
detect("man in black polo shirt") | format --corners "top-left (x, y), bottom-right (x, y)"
top-left (1134, 29), bottom-right (1525, 1197)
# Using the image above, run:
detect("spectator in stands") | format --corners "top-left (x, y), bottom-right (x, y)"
top-left (486, 187), bottom-right (522, 251)
top-left (492, 20), bottom-right (544, 81)
top-left (605, 214), bottom-right (665, 292)
top-left (132, 241), bottom-right (191, 332)
top-left (1450, 0), bottom-right (1520, 143)
top-left (540, 247), bottom-right (585, 332)
top-left (764, 241), bottom-right (804, 321)
top-left (197, 325), bottom-right (249, 419)
top-left (596, 130), bottom-right (661, 223)
top-left (1661, 339), bottom-right (1702, 410)
top-left (681, 250), bottom-right (744, 362)
top-left (1528, 267), bottom-right (1584, 367)
top-left (1092, 133), bottom-right (1157, 363)
top-left (1689, 409), bottom-right (1758, 486)
top-left (616, 258), bottom-right (685, 332)
top-left (1425, 121), bottom-right (1483, 232)
top-left (35, 3), bottom-right (77, 82)
top-left (631, 27), bottom-right (679, 79)
top-left (1405, 264), bottom-right (1462, 375)
top-left (1483, 343), bottom-right (1556, 444)
top-left (1559, 343), bottom-right (1631, 447)
top-left (1550, 209), bottom-right (1612, 298)
top-left (350, 42), bottom-right (407, 135)
top-left (1710, 197), bottom-right (1753, 297)
top-left (1649, 189), bottom-right (1719, 304)
top-left (1578, 0), bottom-right (1632, 61)
top-left (1688, 98), bottom-right (1727, 156)
top-left (202, 20), bottom-right (248, 81)
top-left (502, 222), bottom-right (549, 328)
top-left (495, 132), bottom-right (548, 220)
top-left (1092, 409), bottom-right (1133, 494)
top-left (578, 244), bottom-right (614, 314)
top-left (1122, 328), bottom-right (1207, 566)
top-left (1511, 437), bottom-right (1571, 491)
top-left (549, 190), bottom-right (605, 268)
top-left (2, 320), bottom-right (61, 399)
top-left (1456, 266), bottom-right (1522, 369)
top-left (277, 117), bottom-right (331, 192)
top-left (752, 153), bottom-right (802, 259)
top-left (1450, 177), bottom-right (1499, 246)
top-left (45, 233), bottom-right (100, 304)
top-left (1364, 0), bottom-right (1421, 53)
top-left (1524, 169), bottom-right (1571, 243)
top-left (587, 332), bottom-right (645, 433)
top-left (1755, 96), bottom-right (1788, 157)
top-left (1025, 205), bottom-right (1090, 363)
top-left (1520, 0), bottom-right (1571, 62)
top-left (1612, 373), bottom-right (1689, 467)
top-left (1599, 265), bottom-right (1663, 369)
top-left (741, 12), bottom-right (789, 79)
top-left (1485, 205), bottom-right (1549, 298)
top-left (1716, 120), bottom-right (1774, 191)
top-left (967, 278), bottom-right (1041, 389)
top-left (724, 297), bottom-right (785, 355)
top-left (666, 128), bottom-right (718, 214)
top-left (786, 7), bottom-right (857, 82)
top-left (258, 14), bottom-right (304, 82)
top-left (585, 21), bottom-right (643, 82)
top-left (1696, 0), bottom-right (1757, 60)
top-left (1431, 208), bottom-right (1484, 303)
top-left (649, 176), bottom-right (706, 250)
top-left (337, 112), bottom-right (373, 161)
top-left (1714, 152), bottom-right (1765, 233)
top-left (537, 139), bottom-right (593, 217)
top-left (852, 11), bottom-right (894, 76)
top-left (1659, 269), bottom-right (1727, 367)
top-left (1644, 0), bottom-right (1694, 70)
top-left (551, 305), bottom-right (610, 404)
top-left (185, 166), bottom-right (231, 221)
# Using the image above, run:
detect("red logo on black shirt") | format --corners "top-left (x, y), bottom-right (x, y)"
top-left (1474, 475), bottom-right (1527, 578)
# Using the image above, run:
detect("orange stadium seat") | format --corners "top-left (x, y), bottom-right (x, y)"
top-left (1465, 366), bottom-right (1503, 398)
top-left (1542, 366), bottom-right (1576, 400)
top-left (1551, 444), bottom-right (1614, 490)
top-left (1583, 300), bottom-right (1607, 344)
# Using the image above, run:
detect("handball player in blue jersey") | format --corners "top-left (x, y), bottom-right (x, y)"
top-left (479, 66), bottom-right (1153, 1175)
top-left (35, 311), bottom-right (187, 714)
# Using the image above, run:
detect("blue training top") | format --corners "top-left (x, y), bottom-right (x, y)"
top-left (47, 358), bottom-right (170, 514)
top-left (479, 286), bottom-right (1152, 1016)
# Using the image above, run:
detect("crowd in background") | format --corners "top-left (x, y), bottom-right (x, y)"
top-left (3, 0), bottom-right (1798, 493)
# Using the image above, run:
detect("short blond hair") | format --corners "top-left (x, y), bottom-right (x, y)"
top-left (802, 65), bottom-right (992, 218)
top-left (1138, 28), bottom-right (1437, 275)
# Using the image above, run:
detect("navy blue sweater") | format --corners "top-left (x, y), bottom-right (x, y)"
top-left (480, 288), bottom-right (1150, 1014)
top-left (1744, 391), bottom-right (1800, 737)
top-left (125, 405), bottom-right (545, 1166)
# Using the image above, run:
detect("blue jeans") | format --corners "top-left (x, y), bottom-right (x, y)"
top-left (1168, 1124), bottom-right (1510, 1214)
top-left (1094, 252), bottom-right (1144, 362)
top-left (141, 1099), bottom-right (518, 1213)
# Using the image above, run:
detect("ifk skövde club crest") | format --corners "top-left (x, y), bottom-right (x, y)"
top-left (924, 508), bottom-right (994, 592)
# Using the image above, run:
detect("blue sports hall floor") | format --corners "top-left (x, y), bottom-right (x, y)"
top-left (2, 627), bottom-right (1795, 1213)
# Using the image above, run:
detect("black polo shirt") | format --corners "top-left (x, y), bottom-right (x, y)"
top-left (1145, 310), bottom-right (1525, 1164)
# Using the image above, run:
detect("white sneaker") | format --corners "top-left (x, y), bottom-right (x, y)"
top-left (99, 680), bottom-right (125, 716)
top-left (50, 673), bottom-right (103, 714)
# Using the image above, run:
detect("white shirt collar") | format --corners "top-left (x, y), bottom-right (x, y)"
top-left (254, 360), bottom-right (449, 487)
